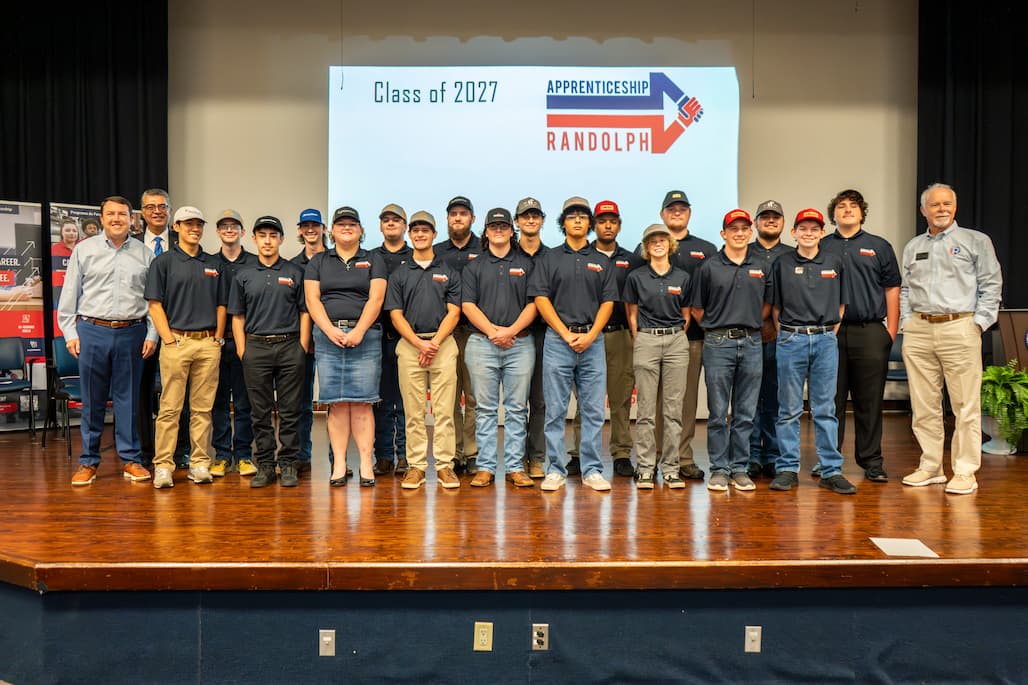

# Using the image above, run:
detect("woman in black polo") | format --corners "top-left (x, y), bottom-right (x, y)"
top-left (304, 206), bottom-right (387, 486)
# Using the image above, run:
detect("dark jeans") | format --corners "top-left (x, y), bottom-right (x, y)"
top-left (835, 322), bottom-right (892, 470)
top-left (749, 338), bottom-right (781, 466)
top-left (242, 336), bottom-right (305, 468)
top-left (373, 331), bottom-right (405, 462)
top-left (702, 330), bottom-right (762, 476)
top-left (211, 340), bottom-right (253, 465)
top-left (524, 327), bottom-right (546, 462)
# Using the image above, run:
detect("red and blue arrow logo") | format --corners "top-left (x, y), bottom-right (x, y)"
top-left (546, 72), bottom-right (703, 153)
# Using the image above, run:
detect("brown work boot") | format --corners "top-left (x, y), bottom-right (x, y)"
top-left (71, 465), bottom-right (97, 486)
top-left (470, 471), bottom-right (494, 487)
top-left (527, 460), bottom-right (545, 479)
top-left (122, 462), bottom-right (152, 482)
top-left (401, 466), bottom-right (425, 489)
top-left (437, 466), bottom-right (461, 489)
top-left (505, 471), bottom-right (534, 487)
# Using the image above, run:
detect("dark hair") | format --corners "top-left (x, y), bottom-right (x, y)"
top-left (480, 227), bottom-right (519, 252)
top-left (556, 206), bottom-right (595, 235)
top-left (827, 189), bottom-right (868, 226)
top-left (100, 195), bottom-right (134, 214)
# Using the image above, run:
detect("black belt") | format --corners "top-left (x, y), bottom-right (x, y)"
top-left (415, 332), bottom-right (437, 339)
top-left (841, 320), bottom-right (883, 327)
top-left (639, 326), bottom-right (684, 336)
top-left (603, 324), bottom-right (627, 333)
top-left (335, 319), bottom-right (359, 328)
top-left (781, 324), bottom-right (834, 335)
top-left (705, 327), bottom-right (757, 339)
top-left (247, 333), bottom-right (298, 343)
top-left (80, 316), bottom-right (144, 329)
top-left (567, 325), bottom-right (593, 334)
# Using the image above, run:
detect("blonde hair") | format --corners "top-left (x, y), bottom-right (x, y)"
top-left (641, 233), bottom-right (678, 261)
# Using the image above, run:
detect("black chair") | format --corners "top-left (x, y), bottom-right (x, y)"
top-left (0, 337), bottom-right (34, 434)
top-left (887, 332), bottom-right (907, 382)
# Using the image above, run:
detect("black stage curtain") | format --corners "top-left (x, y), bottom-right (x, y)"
top-left (0, 2), bottom-right (168, 206)
top-left (917, 1), bottom-right (1028, 308)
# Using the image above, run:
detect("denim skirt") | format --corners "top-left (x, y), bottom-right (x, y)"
top-left (313, 324), bottom-right (382, 403)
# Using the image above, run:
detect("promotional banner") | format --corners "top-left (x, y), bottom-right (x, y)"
top-left (329, 66), bottom-right (739, 249)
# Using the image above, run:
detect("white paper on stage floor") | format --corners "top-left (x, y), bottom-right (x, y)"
top-left (870, 537), bottom-right (939, 558)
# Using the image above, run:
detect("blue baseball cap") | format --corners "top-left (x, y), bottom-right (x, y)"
top-left (298, 208), bottom-right (323, 225)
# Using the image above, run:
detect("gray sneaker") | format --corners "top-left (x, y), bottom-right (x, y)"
top-left (731, 473), bottom-right (757, 491)
top-left (707, 472), bottom-right (730, 491)
top-left (187, 465), bottom-right (214, 484)
top-left (153, 467), bottom-right (174, 489)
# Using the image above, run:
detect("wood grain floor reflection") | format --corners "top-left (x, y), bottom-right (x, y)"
top-left (1, 414), bottom-right (1025, 591)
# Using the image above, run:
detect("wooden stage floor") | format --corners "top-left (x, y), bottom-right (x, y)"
top-left (1, 414), bottom-right (1025, 592)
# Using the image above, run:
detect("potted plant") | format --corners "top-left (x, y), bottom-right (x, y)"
top-left (980, 360), bottom-right (1028, 454)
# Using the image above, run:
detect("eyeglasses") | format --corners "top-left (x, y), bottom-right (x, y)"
top-left (565, 212), bottom-right (590, 220)
top-left (142, 203), bottom-right (169, 212)
top-left (216, 223), bottom-right (241, 231)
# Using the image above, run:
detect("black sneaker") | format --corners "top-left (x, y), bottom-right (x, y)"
top-left (634, 470), bottom-right (655, 490)
top-left (679, 463), bottom-right (705, 480)
top-left (747, 462), bottom-right (763, 479)
top-left (453, 459), bottom-right (467, 475)
top-left (613, 458), bottom-right (635, 477)
top-left (566, 457), bottom-right (581, 475)
top-left (864, 465), bottom-right (889, 483)
top-left (465, 457), bottom-right (478, 474)
top-left (250, 466), bottom-right (277, 488)
top-left (819, 474), bottom-right (857, 494)
top-left (762, 463), bottom-right (776, 479)
top-left (280, 464), bottom-right (299, 487)
top-left (769, 471), bottom-right (799, 491)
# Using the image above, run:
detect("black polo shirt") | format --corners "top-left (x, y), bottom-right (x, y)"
top-left (527, 241), bottom-right (618, 328)
top-left (820, 229), bottom-right (900, 323)
top-left (624, 265), bottom-right (691, 329)
top-left (689, 249), bottom-right (767, 331)
top-left (144, 244), bottom-right (227, 331)
top-left (304, 248), bottom-right (387, 321)
top-left (639, 231), bottom-right (718, 340)
top-left (747, 240), bottom-right (794, 273)
top-left (216, 248), bottom-right (256, 280)
top-left (595, 242), bottom-right (645, 329)
top-left (769, 249), bottom-right (846, 327)
top-left (384, 256), bottom-right (461, 334)
top-left (519, 242), bottom-right (550, 333)
top-left (434, 235), bottom-right (481, 272)
top-left (228, 258), bottom-right (306, 335)
top-left (462, 248), bottom-right (535, 333)
top-left (290, 248), bottom-right (320, 268)
top-left (371, 243), bottom-right (413, 275)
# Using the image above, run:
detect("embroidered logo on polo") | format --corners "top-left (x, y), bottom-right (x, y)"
top-left (355, 261), bottom-right (371, 269)
top-left (615, 259), bottom-right (630, 268)
top-left (432, 273), bottom-right (449, 282)
top-left (820, 269), bottom-right (838, 278)
top-left (748, 269), bottom-right (764, 278)
top-left (689, 251), bottom-right (705, 259)
top-left (587, 262), bottom-right (604, 272)
top-left (203, 268), bottom-right (219, 277)
top-left (509, 267), bottom-right (526, 277)
top-left (667, 285), bottom-right (682, 295)
top-left (468, 254), bottom-right (479, 260)
top-left (278, 277), bottom-right (294, 287)
top-left (859, 248), bottom-right (876, 257)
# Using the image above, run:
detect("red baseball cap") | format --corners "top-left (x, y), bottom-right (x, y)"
top-left (722, 208), bottom-right (752, 228)
top-left (594, 200), bottom-right (620, 217)
top-left (793, 208), bottom-right (825, 227)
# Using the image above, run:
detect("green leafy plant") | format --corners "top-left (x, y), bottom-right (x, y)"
top-left (981, 360), bottom-right (1028, 448)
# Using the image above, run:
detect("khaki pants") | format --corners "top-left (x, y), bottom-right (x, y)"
top-left (902, 315), bottom-right (982, 476)
top-left (452, 326), bottom-right (478, 459)
top-left (655, 338), bottom-right (704, 466)
top-left (154, 338), bottom-right (221, 470)
top-left (397, 336), bottom-right (458, 471)
top-left (570, 327), bottom-right (634, 458)
top-left (634, 330), bottom-right (689, 474)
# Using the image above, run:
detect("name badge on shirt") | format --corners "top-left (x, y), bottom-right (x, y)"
top-left (432, 273), bottom-right (448, 283)
top-left (667, 285), bottom-right (682, 295)
top-left (859, 248), bottom-right (876, 257)
top-left (587, 262), bottom-right (604, 272)
top-left (615, 259), bottom-right (630, 268)
top-left (509, 267), bottom-right (526, 277)
top-left (915, 252), bottom-right (929, 261)
top-left (820, 269), bottom-right (838, 279)
top-left (748, 269), bottom-right (764, 278)
top-left (355, 261), bottom-right (371, 269)
top-left (689, 251), bottom-right (705, 259)
top-left (203, 268), bottom-right (219, 277)
top-left (278, 277), bottom-right (294, 287)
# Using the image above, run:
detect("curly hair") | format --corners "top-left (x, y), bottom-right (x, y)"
top-left (827, 189), bottom-right (868, 226)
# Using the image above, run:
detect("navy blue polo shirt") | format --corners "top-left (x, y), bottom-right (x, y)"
top-left (519, 242), bottom-right (550, 332)
top-left (216, 248), bottom-right (256, 281)
top-left (689, 249), bottom-right (767, 331)
top-left (290, 249), bottom-right (317, 268)
top-left (228, 258), bottom-right (306, 335)
top-left (639, 231), bottom-right (717, 340)
top-left (527, 241), bottom-right (618, 328)
top-left (304, 248), bottom-right (387, 321)
top-left (371, 243), bottom-right (413, 275)
top-left (462, 247), bottom-right (535, 333)
top-left (624, 265), bottom-right (691, 329)
top-left (595, 242), bottom-right (645, 329)
top-left (384, 256), bottom-right (461, 334)
top-left (144, 244), bottom-right (227, 331)
top-left (434, 235), bottom-right (481, 272)
top-left (769, 249), bottom-right (846, 327)
top-left (820, 229), bottom-right (900, 323)
top-left (747, 240), bottom-right (794, 274)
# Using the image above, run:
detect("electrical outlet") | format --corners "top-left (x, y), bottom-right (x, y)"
top-left (474, 621), bottom-right (493, 651)
top-left (531, 623), bottom-right (549, 651)
top-left (744, 625), bottom-right (762, 653)
top-left (319, 629), bottom-right (336, 657)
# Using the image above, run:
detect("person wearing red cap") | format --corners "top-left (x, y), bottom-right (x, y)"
top-left (566, 200), bottom-right (644, 477)
top-left (767, 209), bottom-right (856, 494)
top-left (689, 209), bottom-right (767, 492)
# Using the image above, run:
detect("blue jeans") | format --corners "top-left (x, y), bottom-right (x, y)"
top-left (542, 328), bottom-right (606, 478)
top-left (373, 331), bottom-right (405, 462)
top-left (465, 333), bottom-right (535, 474)
top-left (211, 341), bottom-right (253, 465)
top-left (702, 330), bottom-right (762, 476)
top-left (775, 330), bottom-right (844, 478)
top-left (749, 338), bottom-right (781, 466)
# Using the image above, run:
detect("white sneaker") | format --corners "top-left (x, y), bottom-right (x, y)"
top-left (582, 472), bottom-right (611, 491)
top-left (187, 465), bottom-right (213, 484)
top-left (540, 472), bottom-right (566, 491)
top-left (153, 468), bottom-right (174, 489)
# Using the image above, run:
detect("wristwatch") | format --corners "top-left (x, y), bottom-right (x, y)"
top-left (214, 337), bottom-right (225, 346)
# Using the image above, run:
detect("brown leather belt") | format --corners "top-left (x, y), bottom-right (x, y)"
top-left (171, 329), bottom-right (215, 339)
top-left (917, 312), bottom-right (972, 323)
top-left (80, 316), bottom-right (144, 329)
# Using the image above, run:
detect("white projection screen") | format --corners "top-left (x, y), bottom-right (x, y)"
top-left (328, 66), bottom-right (739, 248)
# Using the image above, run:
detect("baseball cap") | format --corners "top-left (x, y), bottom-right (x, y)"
top-left (515, 197), bottom-right (543, 216)
top-left (446, 196), bottom-right (474, 213)
top-left (561, 196), bottom-right (591, 213)
top-left (253, 215), bottom-right (284, 233)
top-left (594, 200), bottom-right (620, 217)
top-left (642, 224), bottom-right (672, 241)
top-left (793, 208), bottom-right (826, 227)
top-left (331, 206), bottom-right (361, 224)
top-left (173, 206), bottom-right (205, 224)
top-left (408, 210), bottom-right (436, 230)
top-left (379, 203), bottom-right (407, 222)
top-left (215, 209), bottom-right (243, 226)
top-left (755, 200), bottom-right (784, 218)
top-left (297, 208), bottom-right (324, 225)
top-left (722, 209), bottom-right (752, 228)
top-left (661, 190), bottom-right (691, 209)
top-left (484, 207), bottom-right (513, 226)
